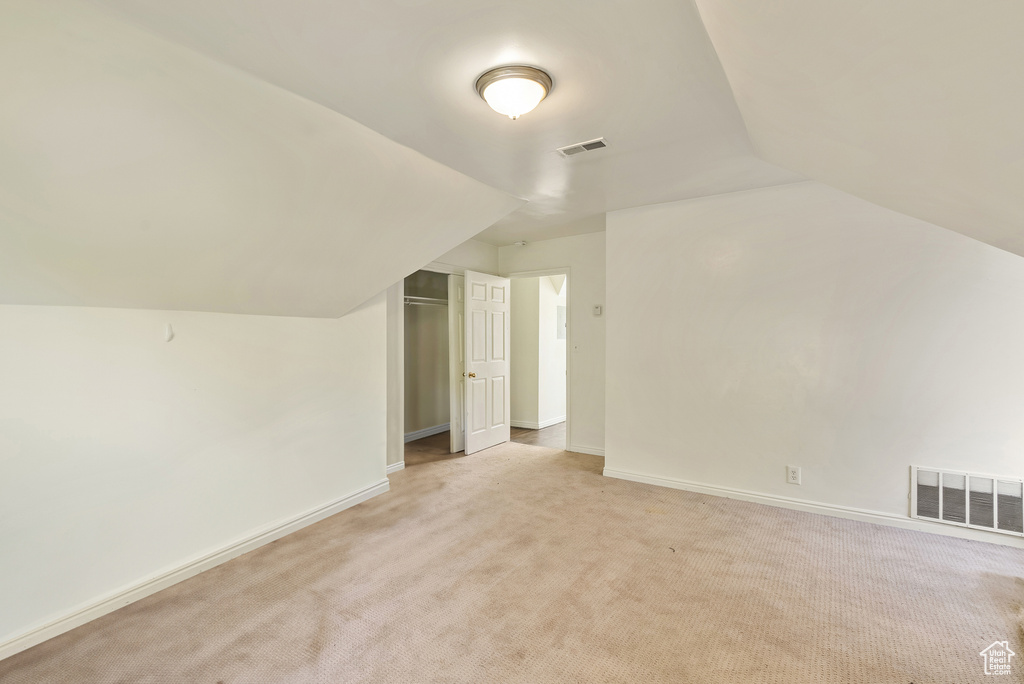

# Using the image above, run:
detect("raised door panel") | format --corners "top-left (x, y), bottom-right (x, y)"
top-left (490, 311), bottom-right (506, 361)
top-left (491, 375), bottom-right (506, 428)
top-left (469, 377), bottom-right (487, 435)
top-left (470, 309), bottom-right (487, 363)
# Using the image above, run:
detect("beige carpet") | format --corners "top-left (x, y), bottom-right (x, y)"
top-left (2, 443), bottom-right (1023, 683)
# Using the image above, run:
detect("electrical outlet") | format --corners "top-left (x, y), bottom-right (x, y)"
top-left (786, 466), bottom-right (801, 485)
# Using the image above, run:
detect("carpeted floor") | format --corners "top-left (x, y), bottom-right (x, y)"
top-left (2, 442), bottom-right (1023, 683)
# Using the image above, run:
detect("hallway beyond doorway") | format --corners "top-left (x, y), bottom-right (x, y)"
top-left (405, 423), bottom-right (565, 468)
top-left (511, 422), bottom-right (565, 449)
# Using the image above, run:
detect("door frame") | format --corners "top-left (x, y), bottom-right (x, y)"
top-left (386, 262), bottom-right (462, 474)
top-left (505, 267), bottom-right (572, 452)
top-left (387, 263), bottom-right (573, 469)
top-left (447, 273), bottom-right (466, 453)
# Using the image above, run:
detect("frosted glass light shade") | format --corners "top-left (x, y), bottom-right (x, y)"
top-left (476, 66), bottom-right (552, 120)
top-left (482, 78), bottom-right (546, 119)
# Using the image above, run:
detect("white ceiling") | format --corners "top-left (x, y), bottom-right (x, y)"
top-left (92, 0), bottom-right (802, 246)
top-left (0, 1), bottom-right (522, 317)
top-left (696, 0), bottom-right (1024, 258)
top-left (7, 0), bottom-right (1020, 317)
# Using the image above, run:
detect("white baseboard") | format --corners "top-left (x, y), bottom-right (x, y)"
top-left (603, 468), bottom-right (1024, 549)
top-left (511, 416), bottom-right (566, 430)
top-left (404, 423), bottom-right (449, 443)
top-left (0, 478), bottom-right (390, 661)
top-left (569, 445), bottom-right (605, 457)
top-left (386, 461), bottom-right (405, 475)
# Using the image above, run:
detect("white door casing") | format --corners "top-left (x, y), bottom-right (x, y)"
top-left (448, 274), bottom-right (466, 453)
top-left (464, 270), bottom-right (511, 455)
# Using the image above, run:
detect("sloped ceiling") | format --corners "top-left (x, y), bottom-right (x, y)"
top-left (695, 0), bottom-right (1024, 257)
top-left (11, 0), bottom-right (1013, 318)
top-left (0, 1), bottom-right (522, 317)
top-left (91, 0), bottom-right (801, 246)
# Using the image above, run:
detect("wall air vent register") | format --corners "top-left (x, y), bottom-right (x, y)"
top-left (912, 466), bottom-right (1023, 536)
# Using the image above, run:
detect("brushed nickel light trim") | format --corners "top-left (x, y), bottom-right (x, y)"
top-left (475, 65), bottom-right (553, 120)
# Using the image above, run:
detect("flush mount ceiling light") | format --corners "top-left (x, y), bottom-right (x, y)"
top-left (475, 65), bottom-right (552, 120)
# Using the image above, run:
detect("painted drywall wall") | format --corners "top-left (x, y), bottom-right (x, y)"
top-left (538, 277), bottom-right (567, 426)
top-left (430, 239), bottom-right (500, 275)
top-left (0, 0), bottom-right (521, 318)
top-left (0, 296), bottom-right (387, 649)
top-left (605, 182), bottom-right (1024, 533)
top-left (511, 278), bottom-right (541, 426)
top-left (500, 232), bottom-right (605, 455)
top-left (404, 301), bottom-right (449, 435)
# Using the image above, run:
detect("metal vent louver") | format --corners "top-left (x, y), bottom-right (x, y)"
top-left (912, 466), bottom-right (1024, 535)
top-left (557, 137), bottom-right (608, 157)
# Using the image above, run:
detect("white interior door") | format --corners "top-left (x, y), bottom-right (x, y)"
top-left (464, 270), bottom-right (511, 455)
top-left (447, 274), bottom-right (466, 453)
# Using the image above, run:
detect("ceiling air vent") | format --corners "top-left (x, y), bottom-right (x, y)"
top-left (557, 137), bottom-right (608, 158)
top-left (912, 466), bottom-right (1024, 536)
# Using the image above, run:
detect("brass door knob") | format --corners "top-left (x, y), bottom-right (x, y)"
top-left (467, 372), bottom-right (476, 378)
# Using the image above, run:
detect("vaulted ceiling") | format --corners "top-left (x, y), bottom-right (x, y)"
top-left (0, 1), bottom-right (521, 317)
top-left (2, 0), bottom-right (1021, 316)
top-left (695, 0), bottom-right (1024, 256)
top-left (91, 0), bottom-right (802, 246)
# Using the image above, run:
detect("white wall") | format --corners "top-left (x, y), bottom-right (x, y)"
top-left (500, 232), bottom-right (605, 455)
top-left (431, 239), bottom-right (500, 275)
top-left (510, 278), bottom-right (540, 426)
top-left (0, 296), bottom-right (388, 652)
top-left (403, 302), bottom-right (449, 435)
top-left (605, 182), bottom-right (1024, 542)
top-left (537, 277), bottom-right (567, 426)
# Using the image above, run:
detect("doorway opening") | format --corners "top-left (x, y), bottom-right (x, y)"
top-left (399, 266), bottom-right (570, 469)
top-left (509, 273), bottom-right (567, 450)
top-left (402, 269), bottom-right (458, 468)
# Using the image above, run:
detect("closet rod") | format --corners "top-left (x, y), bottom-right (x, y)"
top-left (404, 295), bottom-right (447, 307)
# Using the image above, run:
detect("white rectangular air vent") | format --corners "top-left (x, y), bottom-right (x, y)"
top-left (912, 466), bottom-right (1024, 536)
top-left (557, 137), bottom-right (608, 157)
